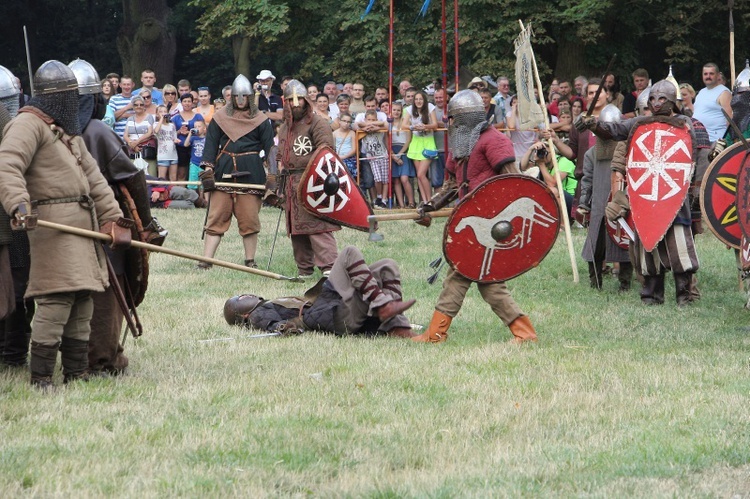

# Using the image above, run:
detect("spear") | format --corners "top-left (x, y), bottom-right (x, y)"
top-left (35, 220), bottom-right (303, 282)
top-left (729, 0), bottom-right (736, 84)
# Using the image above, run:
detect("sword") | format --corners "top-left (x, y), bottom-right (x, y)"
top-left (585, 54), bottom-right (617, 116)
top-left (23, 26), bottom-right (34, 98)
top-left (617, 217), bottom-right (635, 240)
top-left (198, 331), bottom-right (282, 343)
top-left (36, 219), bottom-right (304, 282)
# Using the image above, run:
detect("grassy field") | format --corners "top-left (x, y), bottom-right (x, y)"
top-left (1, 206), bottom-right (749, 497)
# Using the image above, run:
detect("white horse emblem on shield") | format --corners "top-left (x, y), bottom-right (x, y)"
top-left (454, 197), bottom-right (556, 279)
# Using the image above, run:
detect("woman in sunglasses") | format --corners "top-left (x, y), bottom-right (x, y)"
top-left (162, 84), bottom-right (178, 116)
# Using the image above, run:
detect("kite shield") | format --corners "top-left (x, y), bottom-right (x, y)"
top-left (443, 174), bottom-right (560, 283)
top-left (627, 121), bottom-right (693, 252)
top-left (297, 146), bottom-right (373, 232)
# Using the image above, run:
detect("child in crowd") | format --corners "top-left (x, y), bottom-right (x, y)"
top-left (333, 112), bottom-right (357, 179)
top-left (185, 118), bottom-right (207, 191)
top-left (390, 102), bottom-right (416, 208)
top-left (360, 110), bottom-right (390, 209)
top-left (214, 98), bottom-right (226, 111)
top-left (153, 105), bottom-right (179, 180)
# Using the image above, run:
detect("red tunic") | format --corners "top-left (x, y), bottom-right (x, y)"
top-left (445, 127), bottom-right (516, 195)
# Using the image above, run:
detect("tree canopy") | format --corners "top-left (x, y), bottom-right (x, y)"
top-left (0, 0), bottom-right (748, 95)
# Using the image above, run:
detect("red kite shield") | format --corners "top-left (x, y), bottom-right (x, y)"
top-left (297, 146), bottom-right (373, 232)
top-left (627, 121), bottom-right (693, 252)
top-left (733, 144), bottom-right (750, 241)
top-left (702, 142), bottom-right (747, 248)
top-left (443, 174), bottom-right (560, 283)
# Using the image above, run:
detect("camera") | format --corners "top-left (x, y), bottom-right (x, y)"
top-left (536, 146), bottom-right (548, 159)
top-left (190, 128), bottom-right (199, 134)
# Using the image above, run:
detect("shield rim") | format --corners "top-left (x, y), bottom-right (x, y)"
top-left (296, 146), bottom-right (373, 232)
top-left (442, 173), bottom-right (560, 283)
top-left (627, 121), bottom-right (693, 252)
top-left (701, 141), bottom-right (746, 249)
top-left (732, 143), bottom-right (750, 242)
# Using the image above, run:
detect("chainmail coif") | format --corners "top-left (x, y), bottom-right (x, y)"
top-left (27, 88), bottom-right (81, 136)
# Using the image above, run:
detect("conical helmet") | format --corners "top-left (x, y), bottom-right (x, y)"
top-left (0, 65), bottom-right (20, 99)
top-left (33, 60), bottom-right (78, 96)
top-left (735, 60), bottom-right (750, 93)
top-left (68, 58), bottom-right (101, 95)
top-left (666, 65), bottom-right (681, 101)
top-left (230, 74), bottom-right (253, 110)
top-left (283, 79), bottom-right (307, 106)
top-left (636, 86), bottom-right (651, 115)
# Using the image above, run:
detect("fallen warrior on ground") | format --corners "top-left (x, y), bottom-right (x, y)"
top-left (223, 246), bottom-right (416, 338)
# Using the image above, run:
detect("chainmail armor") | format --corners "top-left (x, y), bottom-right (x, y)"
top-left (447, 90), bottom-right (489, 160)
top-left (27, 89), bottom-right (81, 136)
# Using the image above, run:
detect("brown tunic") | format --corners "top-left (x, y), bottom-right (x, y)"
top-left (278, 112), bottom-right (341, 235)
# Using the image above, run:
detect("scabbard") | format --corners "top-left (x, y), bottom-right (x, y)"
top-left (104, 251), bottom-right (141, 340)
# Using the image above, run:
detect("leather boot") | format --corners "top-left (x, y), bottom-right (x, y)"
top-left (60, 338), bottom-right (91, 384)
top-left (689, 273), bottom-right (701, 301)
top-left (29, 341), bottom-right (60, 391)
top-left (377, 299), bottom-right (416, 322)
top-left (508, 315), bottom-right (538, 344)
top-left (588, 262), bottom-right (602, 290)
top-left (641, 273), bottom-right (665, 305)
top-left (674, 272), bottom-right (693, 307)
top-left (618, 262), bottom-right (633, 292)
top-left (411, 310), bottom-right (452, 343)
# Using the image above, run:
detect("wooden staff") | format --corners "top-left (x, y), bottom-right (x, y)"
top-left (36, 220), bottom-right (302, 282)
top-left (519, 20), bottom-right (579, 283)
top-left (729, 0), bottom-right (736, 84)
top-left (145, 180), bottom-right (266, 190)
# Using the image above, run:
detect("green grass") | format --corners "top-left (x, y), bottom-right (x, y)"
top-left (1, 206), bottom-right (749, 497)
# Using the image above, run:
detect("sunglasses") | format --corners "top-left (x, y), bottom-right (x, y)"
top-left (198, 86), bottom-right (209, 91)
top-left (164, 91), bottom-right (176, 95)
top-left (142, 95), bottom-right (151, 99)
top-left (133, 104), bottom-right (145, 108)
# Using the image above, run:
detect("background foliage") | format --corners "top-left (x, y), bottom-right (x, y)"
top-left (1, 0), bottom-right (750, 95)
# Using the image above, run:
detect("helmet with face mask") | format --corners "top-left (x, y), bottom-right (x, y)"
top-left (636, 86), bottom-right (651, 116)
top-left (447, 89), bottom-right (489, 160)
top-left (0, 65), bottom-right (21, 118)
top-left (283, 79), bottom-right (307, 107)
top-left (648, 79), bottom-right (678, 116)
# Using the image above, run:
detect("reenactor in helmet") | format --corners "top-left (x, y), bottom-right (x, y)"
top-left (0, 60), bottom-right (133, 389)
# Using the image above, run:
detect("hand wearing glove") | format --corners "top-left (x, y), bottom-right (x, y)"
top-left (10, 203), bottom-right (37, 231)
top-left (415, 204), bottom-right (433, 228)
top-left (199, 168), bottom-right (216, 191)
top-left (574, 115), bottom-right (597, 133)
top-left (100, 217), bottom-right (134, 250)
top-left (708, 138), bottom-right (726, 161)
top-left (605, 190), bottom-right (630, 222)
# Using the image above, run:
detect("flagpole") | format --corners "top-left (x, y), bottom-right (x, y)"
top-left (387, 0), bottom-right (395, 207)
top-left (454, 0), bottom-right (459, 91)
top-left (519, 20), bottom-right (579, 283)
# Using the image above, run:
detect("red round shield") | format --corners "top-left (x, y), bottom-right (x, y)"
top-left (297, 146), bottom-right (373, 232)
top-left (605, 191), bottom-right (634, 250)
top-left (701, 142), bottom-right (747, 248)
top-left (732, 144), bottom-right (750, 242)
top-left (627, 121), bottom-right (693, 252)
top-left (443, 174), bottom-right (560, 283)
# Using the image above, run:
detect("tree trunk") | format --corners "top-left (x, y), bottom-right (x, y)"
top-left (232, 36), bottom-right (252, 78)
top-left (117, 0), bottom-right (176, 84)
top-left (554, 36), bottom-right (588, 81)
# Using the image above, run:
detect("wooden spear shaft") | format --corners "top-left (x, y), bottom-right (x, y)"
top-left (36, 220), bottom-right (302, 282)
top-left (519, 20), bottom-right (579, 283)
top-left (145, 180), bottom-right (266, 190)
top-left (368, 208), bottom-right (453, 223)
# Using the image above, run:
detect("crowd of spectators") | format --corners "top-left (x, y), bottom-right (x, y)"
top-left (99, 65), bottom-right (716, 210)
